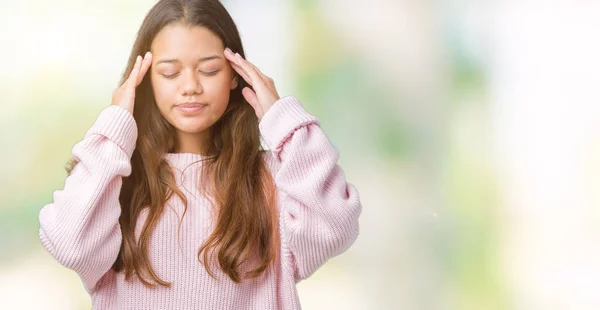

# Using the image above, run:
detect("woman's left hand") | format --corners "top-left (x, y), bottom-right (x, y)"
top-left (224, 47), bottom-right (280, 121)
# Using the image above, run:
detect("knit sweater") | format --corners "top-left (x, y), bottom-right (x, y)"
top-left (38, 97), bottom-right (362, 310)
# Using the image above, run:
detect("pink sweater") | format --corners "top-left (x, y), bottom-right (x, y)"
top-left (38, 97), bottom-right (362, 309)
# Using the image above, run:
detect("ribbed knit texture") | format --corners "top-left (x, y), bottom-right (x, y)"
top-left (38, 97), bottom-right (362, 310)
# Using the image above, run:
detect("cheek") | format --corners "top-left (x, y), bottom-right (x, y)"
top-left (202, 76), bottom-right (234, 103)
top-left (151, 79), bottom-right (176, 106)
top-left (205, 77), bottom-right (233, 112)
top-left (206, 72), bottom-right (231, 89)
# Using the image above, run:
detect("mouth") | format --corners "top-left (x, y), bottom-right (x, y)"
top-left (176, 102), bottom-right (207, 114)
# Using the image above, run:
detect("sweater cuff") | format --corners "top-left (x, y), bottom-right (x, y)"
top-left (259, 97), bottom-right (319, 151)
top-left (85, 105), bottom-right (138, 158)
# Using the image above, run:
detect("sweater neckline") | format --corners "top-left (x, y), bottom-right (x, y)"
top-left (164, 152), bottom-right (208, 170)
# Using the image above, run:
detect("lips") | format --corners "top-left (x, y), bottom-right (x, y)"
top-left (177, 102), bottom-right (207, 108)
top-left (176, 102), bottom-right (207, 114)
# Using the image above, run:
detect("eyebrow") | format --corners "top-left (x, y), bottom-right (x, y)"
top-left (155, 55), bottom-right (222, 65)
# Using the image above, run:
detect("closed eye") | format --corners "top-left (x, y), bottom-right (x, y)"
top-left (162, 73), bottom-right (179, 79)
top-left (202, 70), bottom-right (220, 76)
top-left (161, 70), bottom-right (219, 79)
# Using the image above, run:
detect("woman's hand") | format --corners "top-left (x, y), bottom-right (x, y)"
top-left (224, 48), bottom-right (280, 121)
top-left (111, 52), bottom-right (153, 115)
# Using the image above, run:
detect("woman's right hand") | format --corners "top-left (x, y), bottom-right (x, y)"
top-left (111, 52), bottom-right (153, 115)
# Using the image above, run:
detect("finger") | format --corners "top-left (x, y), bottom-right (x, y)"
top-left (136, 52), bottom-right (153, 86)
top-left (245, 60), bottom-right (270, 83)
top-left (224, 49), bottom-right (251, 84)
top-left (223, 47), bottom-right (238, 63)
top-left (224, 49), bottom-right (270, 89)
top-left (233, 55), bottom-right (272, 86)
top-left (230, 62), bottom-right (251, 85)
top-left (242, 86), bottom-right (261, 113)
top-left (126, 55), bottom-right (142, 88)
top-left (233, 53), bottom-right (264, 86)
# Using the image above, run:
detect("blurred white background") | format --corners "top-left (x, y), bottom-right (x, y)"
top-left (1, 0), bottom-right (599, 309)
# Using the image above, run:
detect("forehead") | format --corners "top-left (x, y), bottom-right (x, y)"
top-left (151, 24), bottom-right (224, 57)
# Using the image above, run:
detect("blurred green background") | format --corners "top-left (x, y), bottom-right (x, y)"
top-left (2, 1), bottom-right (600, 309)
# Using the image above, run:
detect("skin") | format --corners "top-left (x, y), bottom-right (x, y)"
top-left (111, 23), bottom-right (281, 155)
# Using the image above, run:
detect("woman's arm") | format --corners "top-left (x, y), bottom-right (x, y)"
top-left (38, 105), bottom-right (137, 292)
top-left (260, 97), bottom-right (362, 283)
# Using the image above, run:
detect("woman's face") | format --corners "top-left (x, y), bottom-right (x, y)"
top-left (150, 24), bottom-right (237, 138)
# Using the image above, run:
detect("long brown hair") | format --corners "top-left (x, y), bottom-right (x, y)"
top-left (66, 0), bottom-right (279, 286)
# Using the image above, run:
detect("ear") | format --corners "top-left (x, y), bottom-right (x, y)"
top-left (230, 75), bottom-right (238, 90)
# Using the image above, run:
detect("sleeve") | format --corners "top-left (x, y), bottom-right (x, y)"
top-left (38, 105), bottom-right (137, 293)
top-left (259, 96), bottom-right (362, 283)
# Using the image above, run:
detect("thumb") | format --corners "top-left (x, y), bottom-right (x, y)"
top-left (242, 87), bottom-right (261, 115)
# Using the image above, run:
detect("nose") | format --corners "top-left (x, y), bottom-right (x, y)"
top-left (180, 69), bottom-right (203, 96)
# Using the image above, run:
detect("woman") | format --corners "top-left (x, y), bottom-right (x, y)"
top-left (38, 0), bottom-right (362, 308)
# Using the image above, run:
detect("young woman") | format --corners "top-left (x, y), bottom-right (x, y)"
top-left (38, 0), bottom-right (362, 308)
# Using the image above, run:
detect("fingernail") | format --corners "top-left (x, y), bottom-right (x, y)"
top-left (136, 55), bottom-right (142, 62)
top-left (235, 53), bottom-right (242, 59)
top-left (225, 47), bottom-right (232, 54)
top-left (145, 51), bottom-right (151, 58)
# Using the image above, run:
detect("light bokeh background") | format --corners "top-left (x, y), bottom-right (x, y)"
top-left (1, 0), bottom-right (599, 309)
